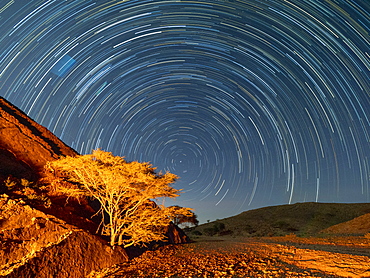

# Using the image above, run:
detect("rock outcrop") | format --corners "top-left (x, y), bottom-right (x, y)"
top-left (0, 194), bottom-right (128, 278)
top-left (0, 97), bottom-right (76, 181)
top-left (166, 222), bottom-right (189, 244)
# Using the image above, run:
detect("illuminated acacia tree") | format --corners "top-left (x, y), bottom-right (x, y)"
top-left (48, 149), bottom-right (192, 247)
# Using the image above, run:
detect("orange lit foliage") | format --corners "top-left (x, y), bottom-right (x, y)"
top-left (169, 205), bottom-right (199, 227)
top-left (48, 149), bottom-right (192, 247)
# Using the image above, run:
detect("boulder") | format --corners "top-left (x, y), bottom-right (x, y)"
top-left (0, 194), bottom-right (128, 278)
top-left (166, 222), bottom-right (189, 244)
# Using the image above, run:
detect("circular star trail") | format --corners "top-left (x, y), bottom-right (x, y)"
top-left (1, 0), bottom-right (369, 223)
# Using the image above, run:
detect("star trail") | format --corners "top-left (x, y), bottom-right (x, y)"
top-left (1, 0), bottom-right (369, 223)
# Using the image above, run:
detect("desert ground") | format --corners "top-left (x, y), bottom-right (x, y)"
top-left (90, 235), bottom-right (370, 278)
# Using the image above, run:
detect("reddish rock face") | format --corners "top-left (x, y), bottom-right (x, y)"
top-left (166, 222), bottom-right (189, 244)
top-left (0, 97), bottom-right (76, 181)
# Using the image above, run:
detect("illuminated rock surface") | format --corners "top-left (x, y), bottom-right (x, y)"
top-left (0, 97), bottom-right (76, 181)
top-left (0, 195), bottom-right (128, 278)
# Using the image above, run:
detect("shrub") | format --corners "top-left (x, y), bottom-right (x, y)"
top-left (203, 227), bottom-right (218, 236)
top-left (202, 222), bottom-right (226, 236)
top-left (191, 230), bottom-right (202, 236)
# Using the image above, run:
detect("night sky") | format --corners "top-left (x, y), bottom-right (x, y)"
top-left (1, 0), bottom-right (369, 224)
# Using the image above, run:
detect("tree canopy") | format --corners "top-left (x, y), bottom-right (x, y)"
top-left (48, 149), bottom-right (192, 247)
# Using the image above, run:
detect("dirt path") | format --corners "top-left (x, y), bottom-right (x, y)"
top-left (90, 236), bottom-right (370, 278)
top-left (243, 240), bottom-right (370, 278)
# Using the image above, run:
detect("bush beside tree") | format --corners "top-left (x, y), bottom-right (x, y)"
top-left (203, 222), bottom-right (226, 236)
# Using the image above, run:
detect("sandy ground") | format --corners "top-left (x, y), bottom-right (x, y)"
top-left (242, 236), bottom-right (370, 278)
top-left (90, 235), bottom-right (370, 278)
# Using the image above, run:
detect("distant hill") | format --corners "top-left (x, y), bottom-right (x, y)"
top-left (191, 202), bottom-right (370, 237)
